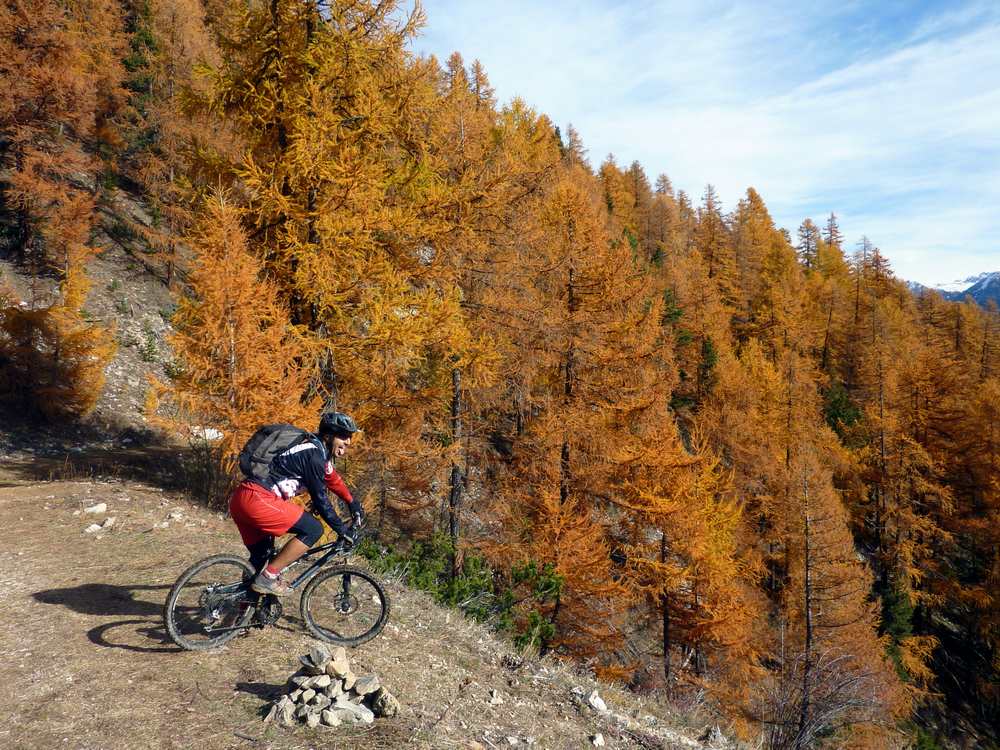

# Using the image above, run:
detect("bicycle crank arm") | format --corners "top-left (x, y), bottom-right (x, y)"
top-left (202, 623), bottom-right (252, 635)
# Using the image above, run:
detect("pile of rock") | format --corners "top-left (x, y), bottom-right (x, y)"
top-left (266, 643), bottom-right (400, 729)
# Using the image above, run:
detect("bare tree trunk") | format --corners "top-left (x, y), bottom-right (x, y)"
top-left (820, 294), bottom-right (833, 372)
top-left (378, 457), bottom-right (388, 532)
top-left (661, 531), bottom-right (672, 693)
top-left (448, 367), bottom-right (463, 580)
top-left (796, 481), bottom-right (814, 750)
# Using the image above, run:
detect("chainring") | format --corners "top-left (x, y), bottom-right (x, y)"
top-left (254, 596), bottom-right (283, 626)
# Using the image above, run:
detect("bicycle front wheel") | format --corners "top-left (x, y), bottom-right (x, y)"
top-left (300, 565), bottom-right (390, 647)
top-left (163, 554), bottom-right (256, 651)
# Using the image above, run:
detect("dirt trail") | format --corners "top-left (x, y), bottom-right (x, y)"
top-left (0, 472), bottom-right (712, 750)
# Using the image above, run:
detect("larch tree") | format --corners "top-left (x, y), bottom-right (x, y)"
top-left (0, 244), bottom-right (116, 417)
top-left (823, 212), bottom-right (843, 250)
top-left (147, 194), bottom-right (317, 474)
top-left (693, 184), bottom-right (737, 307)
top-left (760, 449), bottom-right (907, 750)
top-left (796, 218), bottom-right (820, 270)
top-left (186, 0), bottom-right (471, 519)
top-left (0, 0), bottom-right (123, 416)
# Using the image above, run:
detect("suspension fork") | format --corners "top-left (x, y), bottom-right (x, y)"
top-left (338, 572), bottom-right (353, 612)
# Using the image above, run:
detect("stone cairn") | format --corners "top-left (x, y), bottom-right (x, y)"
top-left (265, 643), bottom-right (400, 729)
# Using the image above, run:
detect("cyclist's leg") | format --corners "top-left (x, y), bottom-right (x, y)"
top-left (247, 536), bottom-right (275, 574)
top-left (268, 511), bottom-right (323, 572)
top-left (230, 481), bottom-right (272, 572)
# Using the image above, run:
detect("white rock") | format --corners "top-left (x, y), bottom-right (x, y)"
top-left (332, 698), bottom-right (374, 724)
top-left (312, 674), bottom-right (332, 689)
top-left (309, 643), bottom-right (331, 667)
top-left (101, 517), bottom-right (116, 529)
top-left (311, 693), bottom-right (331, 709)
top-left (489, 688), bottom-right (504, 705)
top-left (353, 674), bottom-right (380, 696)
top-left (587, 689), bottom-right (607, 712)
top-left (84, 503), bottom-right (107, 514)
top-left (506, 738), bottom-right (519, 746)
top-left (321, 708), bottom-right (341, 727)
top-left (326, 648), bottom-right (350, 678)
top-left (190, 425), bottom-right (223, 441)
top-left (591, 733), bottom-right (606, 747)
top-left (84, 524), bottom-right (103, 534)
top-left (324, 681), bottom-right (343, 699)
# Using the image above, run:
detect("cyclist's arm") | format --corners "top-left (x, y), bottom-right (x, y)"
top-left (301, 452), bottom-right (348, 536)
top-left (324, 461), bottom-right (362, 517)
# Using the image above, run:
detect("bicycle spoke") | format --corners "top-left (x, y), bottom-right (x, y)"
top-left (302, 567), bottom-right (388, 645)
top-left (164, 556), bottom-right (256, 650)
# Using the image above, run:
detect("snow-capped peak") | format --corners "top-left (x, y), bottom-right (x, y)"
top-left (933, 272), bottom-right (995, 294)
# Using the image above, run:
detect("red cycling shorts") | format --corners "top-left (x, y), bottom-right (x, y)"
top-left (229, 480), bottom-right (305, 546)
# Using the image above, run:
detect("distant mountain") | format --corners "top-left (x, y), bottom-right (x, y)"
top-left (907, 272), bottom-right (1000, 308)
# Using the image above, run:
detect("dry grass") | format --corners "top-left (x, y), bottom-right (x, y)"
top-left (0, 472), bottom-right (725, 750)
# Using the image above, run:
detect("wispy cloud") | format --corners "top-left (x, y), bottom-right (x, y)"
top-left (414, 1), bottom-right (1000, 286)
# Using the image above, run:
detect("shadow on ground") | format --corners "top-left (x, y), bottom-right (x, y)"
top-left (33, 582), bottom-right (168, 617)
top-left (33, 582), bottom-right (180, 653)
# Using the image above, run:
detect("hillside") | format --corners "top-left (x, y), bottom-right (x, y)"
top-left (0, 466), bottom-right (726, 750)
top-left (0, 196), bottom-right (730, 749)
top-left (4, 2), bottom-right (1000, 747)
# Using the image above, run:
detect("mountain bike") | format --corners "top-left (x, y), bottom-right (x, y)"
top-left (163, 532), bottom-right (389, 651)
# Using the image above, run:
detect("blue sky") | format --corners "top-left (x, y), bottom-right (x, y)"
top-left (411, 1), bottom-right (1000, 287)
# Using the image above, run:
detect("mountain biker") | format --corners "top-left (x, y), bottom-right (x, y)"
top-left (229, 411), bottom-right (365, 596)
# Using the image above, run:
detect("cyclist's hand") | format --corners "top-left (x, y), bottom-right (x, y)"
top-left (352, 510), bottom-right (366, 531)
top-left (340, 525), bottom-right (359, 549)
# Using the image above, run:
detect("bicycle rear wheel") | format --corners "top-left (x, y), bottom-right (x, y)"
top-left (300, 565), bottom-right (390, 646)
top-left (163, 554), bottom-right (256, 651)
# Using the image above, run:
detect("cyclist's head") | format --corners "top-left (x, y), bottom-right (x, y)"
top-left (318, 411), bottom-right (358, 457)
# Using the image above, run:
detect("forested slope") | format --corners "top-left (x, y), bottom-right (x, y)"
top-left (1, 2), bottom-right (997, 748)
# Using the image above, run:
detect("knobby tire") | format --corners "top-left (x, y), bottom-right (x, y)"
top-left (300, 565), bottom-right (390, 647)
top-left (163, 554), bottom-right (256, 651)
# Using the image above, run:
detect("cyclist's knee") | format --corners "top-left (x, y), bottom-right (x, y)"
top-left (291, 512), bottom-right (323, 547)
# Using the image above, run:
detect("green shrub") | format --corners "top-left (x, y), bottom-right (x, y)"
top-left (357, 533), bottom-right (563, 649)
top-left (138, 323), bottom-right (158, 362)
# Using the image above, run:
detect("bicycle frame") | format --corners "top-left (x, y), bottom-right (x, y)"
top-left (282, 538), bottom-right (352, 591)
top-left (199, 539), bottom-right (354, 635)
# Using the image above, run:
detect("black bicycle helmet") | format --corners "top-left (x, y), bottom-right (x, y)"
top-left (318, 411), bottom-right (359, 438)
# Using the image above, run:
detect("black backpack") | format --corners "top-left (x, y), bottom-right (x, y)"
top-left (238, 424), bottom-right (312, 483)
